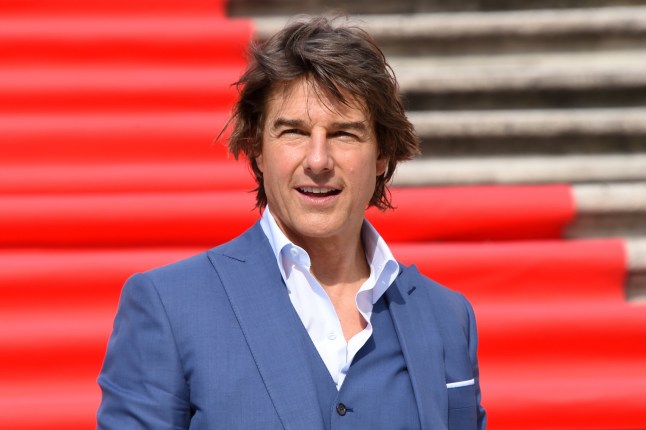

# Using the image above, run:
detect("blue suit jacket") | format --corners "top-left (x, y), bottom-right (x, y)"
top-left (97, 223), bottom-right (486, 429)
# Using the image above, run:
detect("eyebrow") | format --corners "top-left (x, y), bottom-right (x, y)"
top-left (271, 118), bottom-right (369, 133)
top-left (331, 121), bottom-right (369, 132)
top-left (271, 118), bottom-right (305, 130)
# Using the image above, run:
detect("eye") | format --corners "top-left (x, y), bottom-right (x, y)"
top-left (331, 130), bottom-right (358, 140)
top-left (280, 129), bottom-right (305, 136)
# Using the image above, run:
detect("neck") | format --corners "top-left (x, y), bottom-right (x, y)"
top-left (278, 220), bottom-right (371, 341)
top-left (304, 233), bottom-right (369, 289)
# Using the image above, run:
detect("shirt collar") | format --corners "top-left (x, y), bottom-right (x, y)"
top-left (360, 220), bottom-right (399, 304)
top-left (259, 206), bottom-right (309, 280)
top-left (259, 206), bottom-right (399, 302)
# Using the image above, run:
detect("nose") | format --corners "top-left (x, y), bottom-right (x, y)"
top-left (303, 129), bottom-right (333, 174)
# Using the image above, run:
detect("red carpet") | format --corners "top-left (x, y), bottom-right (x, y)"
top-left (1, 0), bottom-right (229, 15)
top-left (1, 240), bottom-right (641, 428)
top-left (368, 185), bottom-right (574, 241)
top-left (0, 0), bottom-right (252, 427)
top-left (1, 1), bottom-right (644, 428)
top-left (0, 186), bottom-right (573, 246)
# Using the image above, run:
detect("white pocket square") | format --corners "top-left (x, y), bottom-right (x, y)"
top-left (446, 379), bottom-right (475, 389)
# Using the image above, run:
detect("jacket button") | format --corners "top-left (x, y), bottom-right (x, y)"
top-left (336, 403), bottom-right (347, 416)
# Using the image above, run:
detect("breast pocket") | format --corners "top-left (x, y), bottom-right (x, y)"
top-left (444, 345), bottom-right (478, 428)
top-left (444, 344), bottom-right (475, 408)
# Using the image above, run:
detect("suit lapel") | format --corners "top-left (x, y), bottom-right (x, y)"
top-left (386, 264), bottom-right (448, 430)
top-left (207, 224), bottom-right (325, 430)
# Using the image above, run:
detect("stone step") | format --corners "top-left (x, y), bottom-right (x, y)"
top-left (572, 183), bottom-right (646, 214)
top-left (407, 107), bottom-right (646, 154)
top-left (252, 7), bottom-right (646, 54)
top-left (391, 51), bottom-right (646, 110)
top-left (627, 238), bottom-right (646, 301)
top-left (567, 183), bottom-right (646, 239)
top-left (232, 0), bottom-right (646, 16)
top-left (628, 239), bottom-right (646, 271)
top-left (410, 107), bottom-right (646, 138)
top-left (393, 154), bottom-right (646, 185)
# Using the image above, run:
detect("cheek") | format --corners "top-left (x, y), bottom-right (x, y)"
top-left (256, 147), bottom-right (283, 175)
top-left (260, 150), bottom-right (297, 185)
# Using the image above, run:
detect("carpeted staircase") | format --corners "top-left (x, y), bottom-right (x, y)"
top-left (1, 0), bottom-right (645, 428)
top-left (1, 1), bottom-right (252, 428)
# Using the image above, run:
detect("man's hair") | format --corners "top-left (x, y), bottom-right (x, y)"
top-left (227, 16), bottom-right (420, 210)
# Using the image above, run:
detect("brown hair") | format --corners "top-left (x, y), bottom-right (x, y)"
top-left (227, 15), bottom-right (420, 210)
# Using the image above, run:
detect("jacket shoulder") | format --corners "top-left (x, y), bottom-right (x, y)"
top-left (142, 222), bottom-right (264, 285)
top-left (397, 262), bottom-right (475, 331)
top-left (399, 262), bottom-right (469, 304)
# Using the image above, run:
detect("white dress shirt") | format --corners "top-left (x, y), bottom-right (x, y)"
top-left (259, 207), bottom-right (399, 389)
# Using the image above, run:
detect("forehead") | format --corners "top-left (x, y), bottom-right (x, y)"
top-left (264, 78), bottom-right (370, 125)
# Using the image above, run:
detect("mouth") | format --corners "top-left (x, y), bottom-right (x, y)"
top-left (296, 186), bottom-right (341, 197)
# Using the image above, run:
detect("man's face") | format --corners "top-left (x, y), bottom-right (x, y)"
top-left (256, 79), bottom-right (387, 246)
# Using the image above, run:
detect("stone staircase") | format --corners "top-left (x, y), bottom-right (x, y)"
top-left (232, 3), bottom-right (646, 301)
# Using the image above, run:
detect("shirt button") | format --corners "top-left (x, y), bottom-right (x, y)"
top-left (336, 403), bottom-right (347, 416)
top-left (290, 248), bottom-right (298, 257)
top-left (327, 332), bottom-right (337, 340)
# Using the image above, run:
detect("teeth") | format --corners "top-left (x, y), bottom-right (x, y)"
top-left (300, 187), bottom-right (335, 194)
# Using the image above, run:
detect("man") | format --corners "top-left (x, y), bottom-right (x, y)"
top-left (98, 16), bottom-right (486, 429)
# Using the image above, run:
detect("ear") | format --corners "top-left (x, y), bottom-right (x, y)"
top-left (255, 153), bottom-right (264, 173)
top-left (376, 156), bottom-right (388, 177)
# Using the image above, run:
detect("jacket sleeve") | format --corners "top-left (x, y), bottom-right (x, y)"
top-left (464, 296), bottom-right (487, 430)
top-left (97, 273), bottom-right (191, 429)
